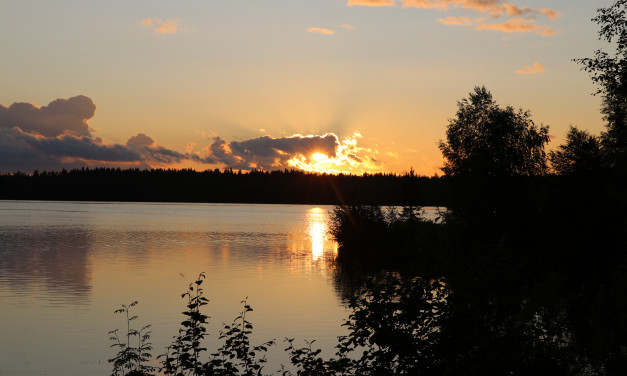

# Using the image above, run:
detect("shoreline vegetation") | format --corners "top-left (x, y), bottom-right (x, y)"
top-left (108, 273), bottom-right (451, 376)
top-left (0, 167), bottom-right (622, 208)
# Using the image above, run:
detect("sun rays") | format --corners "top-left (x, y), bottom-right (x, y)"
top-left (286, 132), bottom-right (380, 174)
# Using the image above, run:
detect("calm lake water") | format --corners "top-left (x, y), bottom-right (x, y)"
top-left (0, 201), bottom-right (441, 376)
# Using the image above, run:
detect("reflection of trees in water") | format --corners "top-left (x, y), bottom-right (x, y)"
top-left (329, 248), bottom-right (627, 375)
top-left (0, 226), bottom-right (92, 304)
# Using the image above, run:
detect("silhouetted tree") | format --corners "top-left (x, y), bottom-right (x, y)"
top-left (550, 126), bottom-right (604, 175)
top-left (438, 86), bottom-right (550, 178)
top-left (575, 0), bottom-right (627, 169)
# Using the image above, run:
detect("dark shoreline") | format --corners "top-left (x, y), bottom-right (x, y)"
top-left (0, 167), bottom-right (452, 206)
top-left (1, 167), bottom-right (621, 208)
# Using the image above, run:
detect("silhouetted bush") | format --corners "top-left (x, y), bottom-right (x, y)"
top-left (110, 264), bottom-right (627, 376)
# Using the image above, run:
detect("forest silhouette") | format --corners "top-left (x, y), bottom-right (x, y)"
top-left (0, 167), bottom-right (451, 206)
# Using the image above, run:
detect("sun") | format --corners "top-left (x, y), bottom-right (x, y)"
top-left (288, 152), bottom-right (336, 173)
top-left (311, 152), bottom-right (327, 164)
top-left (285, 132), bottom-right (381, 174)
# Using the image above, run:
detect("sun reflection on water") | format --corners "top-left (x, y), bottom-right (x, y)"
top-left (306, 207), bottom-right (333, 261)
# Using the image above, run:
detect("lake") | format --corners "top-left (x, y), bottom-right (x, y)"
top-left (0, 200), bottom-right (441, 375)
top-left (0, 201), bottom-right (351, 375)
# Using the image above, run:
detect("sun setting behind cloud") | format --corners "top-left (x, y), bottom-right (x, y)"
top-left (194, 132), bottom-right (382, 175)
top-left (285, 133), bottom-right (380, 174)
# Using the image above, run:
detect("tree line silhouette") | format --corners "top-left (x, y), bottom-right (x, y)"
top-left (0, 167), bottom-right (453, 206)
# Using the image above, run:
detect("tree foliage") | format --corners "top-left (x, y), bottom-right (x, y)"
top-left (550, 126), bottom-right (604, 175)
top-left (575, 0), bottom-right (627, 167)
top-left (438, 86), bottom-right (549, 178)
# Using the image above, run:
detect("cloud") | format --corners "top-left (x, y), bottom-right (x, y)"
top-left (0, 126), bottom-right (143, 173)
top-left (401, 0), bottom-right (506, 15)
top-left (504, 4), bottom-right (559, 20)
top-left (539, 27), bottom-right (561, 36)
top-left (439, 16), bottom-right (474, 26)
top-left (515, 61), bottom-right (546, 74)
top-left (400, 0), bottom-right (447, 10)
top-left (194, 134), bottom-right (339, 169)
top-left (475, 17), bottom-right (544, 33)
top-left (308, 25), bottom-right (356, 35)
top-left (127, 133), bottom-right (156, 147)
top-left (193, 133), bottom-right (382, 174)
top-left (476, 18), bottom-right (560, 36)
top-left (308, 27), bottom-right (335, 35)
top-left (126, 133), bottom-right (187, 164)
top-left (539, 8), bottom-right (558, 20)
top-left (20, 131), bottom-right (141, 162)
top-left (347, 0), bottom-right (396, 6)
top-left (400, 0), bottom-right (557, 18)
top-left (351, 0), bottom-right (560, 36)
top-left (0, 95), bottom-right (95, 137)
top-left (141, 18), bottom-right (183, 35)
top-left (0, 96), bottom-right (188, 172)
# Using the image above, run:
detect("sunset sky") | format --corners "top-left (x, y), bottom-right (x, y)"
top-left (0, 0), bottom-right (615, 175)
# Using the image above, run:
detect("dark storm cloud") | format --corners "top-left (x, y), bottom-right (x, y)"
top-left (195, 134), bottom-right (340, 170)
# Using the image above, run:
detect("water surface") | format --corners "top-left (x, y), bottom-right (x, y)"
top-left (0, 201), bottom-right (350, 375)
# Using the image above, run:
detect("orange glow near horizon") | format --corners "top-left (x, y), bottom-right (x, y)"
top-left (286, 132), bottom-right (381, 174)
